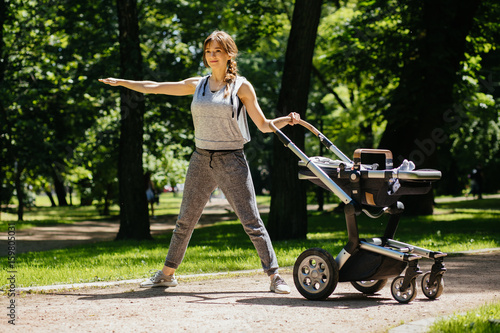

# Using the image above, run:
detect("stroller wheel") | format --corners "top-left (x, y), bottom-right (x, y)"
top-left (293, 248), bottom-right (339, 301)
top-left (350, 279), bottom-right (388, 294)
top-left (391, 276), bottom-right (417, 304)
top-left (421, 272), bottom-right (444, 299)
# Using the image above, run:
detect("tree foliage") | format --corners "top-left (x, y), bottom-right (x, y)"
top-left (310, 0), bottom-right (500, 215)
top-left (1, 0), bottom-right (499, 234)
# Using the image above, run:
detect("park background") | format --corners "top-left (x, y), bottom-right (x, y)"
top-left (2, 0), bottom-right (500, 240)
top-left (1, 2), bottom-right (499, 251)
top-left (1, 3), bottom-right (500, 331)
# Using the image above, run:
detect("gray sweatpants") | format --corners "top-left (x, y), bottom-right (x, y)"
top-left (164, 148), bottom-right (279, 276)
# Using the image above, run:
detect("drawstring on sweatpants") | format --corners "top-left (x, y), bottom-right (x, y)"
top-left (196, 148), bottom-right (242, 169)
top-left (209, 152), bottom-right (214, 169)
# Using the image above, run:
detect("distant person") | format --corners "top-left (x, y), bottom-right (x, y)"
top-left (144, 172), bottom-right (156, 217)
top-left (468, 165), bottom-right (483, 199)
top-left (100, 30), bottom-right (300, 294)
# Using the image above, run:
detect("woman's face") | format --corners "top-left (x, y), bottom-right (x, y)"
top-left (204, 41), bottom-right (231, 70)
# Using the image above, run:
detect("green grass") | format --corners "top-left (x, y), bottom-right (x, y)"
top-left (0, 192), bottom-right (185, 232)
top-left (428, 301), bottom-right (500, 333)
top-left (0, 195), bottom-right (118, 232)
top-left (1, 195), bottom-right (499, 288)
top-left (0, 205), bottom-right (117, 232)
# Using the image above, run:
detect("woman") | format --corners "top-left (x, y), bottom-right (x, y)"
top-left (99, 30), bottom-right (299, 294)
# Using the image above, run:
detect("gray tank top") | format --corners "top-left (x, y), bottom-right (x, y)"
top-left (191, 75), bottom-right (251, 150)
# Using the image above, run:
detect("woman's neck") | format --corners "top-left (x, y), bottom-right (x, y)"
top-left (210, 69), bottom-right (226, 83)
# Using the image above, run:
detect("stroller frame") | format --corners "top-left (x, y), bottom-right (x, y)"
top-left (271, 117), bottom-right (446, 303)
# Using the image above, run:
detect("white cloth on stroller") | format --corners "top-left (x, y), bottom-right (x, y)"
top-left (388, 159), bottom-right (416, 195)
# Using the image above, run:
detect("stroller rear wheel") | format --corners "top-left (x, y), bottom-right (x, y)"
top-left (421, 272), bottom-right (444, 299)
top-left (293, 248), bottom-right (339, 301)
top-left (350, 279), bottom-right (388, 294)
top-left (391, 276), bottom-right (417, 303)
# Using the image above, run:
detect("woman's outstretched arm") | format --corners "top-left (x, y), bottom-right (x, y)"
top-left (98, 77), bottom-right (200, 96)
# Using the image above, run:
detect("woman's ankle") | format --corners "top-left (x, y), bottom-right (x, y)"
top-left (162, 266), bottom-right (176, 276)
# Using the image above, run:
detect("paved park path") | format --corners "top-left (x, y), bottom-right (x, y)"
top-left (2, 250), bottom-right (499, 333)
top-left (2, 196), bottom-right (499, 332)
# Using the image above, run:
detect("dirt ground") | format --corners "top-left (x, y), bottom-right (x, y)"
top-left (1, 251), bottom-right (499, 333)
top-left (2, 198), bottom-right (500, 332)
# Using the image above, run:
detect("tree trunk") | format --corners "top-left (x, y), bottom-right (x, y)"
top-left (115, 0), bottom-right (151, 240)
top-left (103, 182), bottom-right (113, 216)
top-left (268, 0), bottom-right (323, 240)
top-left (52, 169), bottom-right (68, 206)
top-left (0, 0), bottom-right (5, 83)
top-left (44, 189), bottom-right (57, 207)
top-left (0, 0), bottom-right (6, 221)
top-left (378, 0), bottom-right (480, 215)
top-left (14, 166), bottom-right (24, 221)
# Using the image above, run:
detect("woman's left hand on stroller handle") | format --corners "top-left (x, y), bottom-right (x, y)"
top-left (288, 112), bottom-right (300, 125)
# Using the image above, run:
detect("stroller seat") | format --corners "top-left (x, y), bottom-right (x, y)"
top-left (298, 155), bottom-right (441, 207)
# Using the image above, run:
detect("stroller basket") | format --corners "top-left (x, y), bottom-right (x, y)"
top-left (271, 117), bottom-right (447, 304)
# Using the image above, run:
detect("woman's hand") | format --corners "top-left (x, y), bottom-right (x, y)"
top-left (287, 112), bottom-right (300, 125)
top-left (98, 78), bottom-right (121, 86)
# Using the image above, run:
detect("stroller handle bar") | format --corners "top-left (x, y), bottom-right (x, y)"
top-left (270, 116), bottom-right (353, 164)
top-left (270, 116), bottom-right (353, 204)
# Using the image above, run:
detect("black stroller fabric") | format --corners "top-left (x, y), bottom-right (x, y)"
top-left (338, 249), bottom-right (407, 282)
top-left (299, 165), bottom-right (433, 208)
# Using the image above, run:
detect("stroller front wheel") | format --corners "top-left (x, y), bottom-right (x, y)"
top-left (391, 276), bottom-right (417, 303)
top-left (293, 248), bottom-right (339, 301)
top-left (421, 272), bottom-right (444, 299)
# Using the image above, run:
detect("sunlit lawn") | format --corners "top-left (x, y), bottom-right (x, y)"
top-left (428, 301), bottom-right (500, 333)
top-left (0, 192), bottom-right (184, 232)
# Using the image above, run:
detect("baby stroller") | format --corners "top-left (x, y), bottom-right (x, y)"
top-left (270, 117), bottom-right (446, 303)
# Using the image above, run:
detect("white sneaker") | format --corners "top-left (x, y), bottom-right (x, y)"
top-left (270, 275), bottom-right (291, 294)
top-left (140, 270), bottom-right (178, 288)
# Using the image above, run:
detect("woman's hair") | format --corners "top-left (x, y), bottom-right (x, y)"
top-left (202, 31), bottom-right (238, 97)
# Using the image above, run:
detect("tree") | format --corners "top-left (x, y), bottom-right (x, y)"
top-left (435, 1), bottom-right (500, 195)
top-left (0, 0), bottom-right (8, 218)
top-left (378, 0), bottom-right (482, 214)
top-left (0, 0), bottom-right (61, 219)
top-left (311, 0), bottom-right (500, 213)
top-left (0, 0), bottom-right (120, 219)
top-left (115, 0), bottom-right (151, 240)
top-left (268, 0), bottom-right (323, 240)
